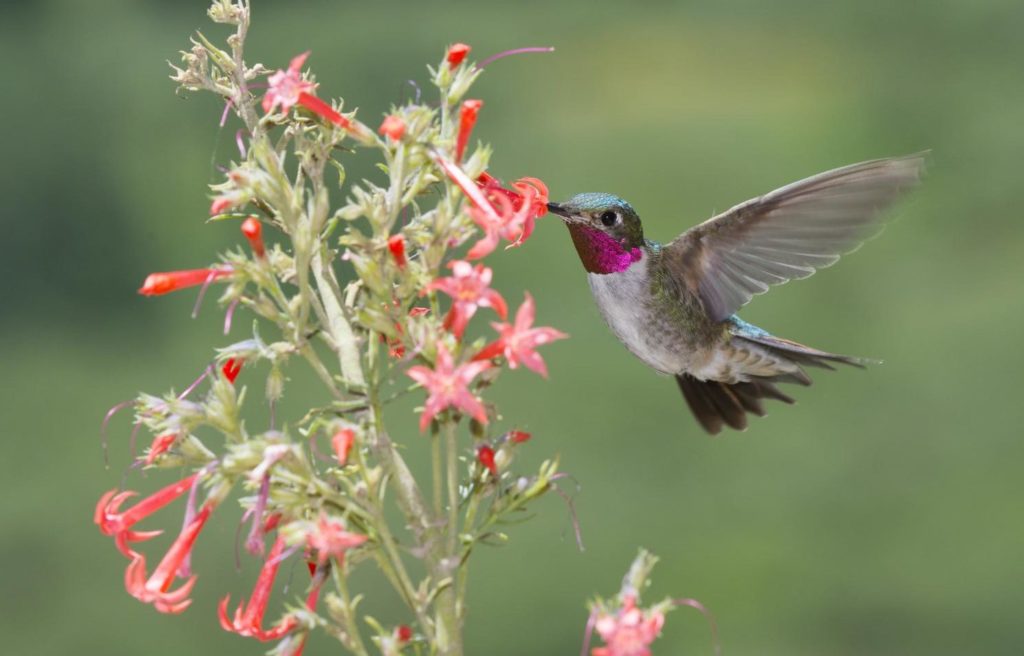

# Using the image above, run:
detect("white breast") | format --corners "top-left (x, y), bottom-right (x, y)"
top-left (586, 252), bottom-right (691, 375)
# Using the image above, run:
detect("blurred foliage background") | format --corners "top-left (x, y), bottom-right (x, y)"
top-left (2, 1), bottom-right (1023, 655)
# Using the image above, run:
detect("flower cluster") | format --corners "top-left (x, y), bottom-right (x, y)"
top-left (100, 4), bottom-right (570, 656)
top-left (584, 550), bottom-right (720, 656)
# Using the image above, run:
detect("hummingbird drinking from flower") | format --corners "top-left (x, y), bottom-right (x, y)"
top-left (547, 155), bottom-right (923, 434)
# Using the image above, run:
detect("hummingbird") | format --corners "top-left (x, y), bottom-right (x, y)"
top-left (546, 155), bottom-right (923, 435)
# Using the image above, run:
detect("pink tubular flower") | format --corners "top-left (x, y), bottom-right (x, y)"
top-left (262, 52), bottom-right (316, 115)
top-left (406, 343), bottom-right (492, 431)
top-left (145, 433), bottom-right (178, 465)
top-left (431, 154), bottom-right (504, 228)
top-left (474, 292), bottom-right (567, 377)
top-left (447, 43), bottom-right (471, 68)
top-left (95, 473), bottom-right (198, 554)
top-left (210, 195), bottom-right (240, 216)
top-left (428, 260), bottom-right (507, 339)
top-left (241, 217), bottom-right (265, 258)
top-left (592, 595), bottom-right (665, 656)
top-left (467, 174), bottom-right (550, 259)
top-left (455, 99), bottom-right (483, 162)
top-left (476, 445), bottom-right (497, 476)
top-left (306, 513), bottom-right (368, 565)
top-left (388, 234), bottom-right (407, 270)
top-left (331, 428), bottom-right (355, 467)
top-left (123, 502), bottom-right (215, 614)
top-left (138, 268), bottom-right (232, 296)
top-left (220, 535), bottom-right (302, 640)
top-left (379, 115), bottom-right (406, 141)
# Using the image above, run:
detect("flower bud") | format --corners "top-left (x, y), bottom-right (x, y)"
top-left (379, 115), bottom-right (406, 141)
top-left (241, 216), bottom-right (265, 258)
top-left (446, 43), bottom-right (471, 68)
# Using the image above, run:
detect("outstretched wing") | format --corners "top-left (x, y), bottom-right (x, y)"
top-left (663, 154), bottom-right (925, 322)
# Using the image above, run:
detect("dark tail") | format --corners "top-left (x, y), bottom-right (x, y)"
top-left (676, 374), bottom-right (796, 435)
top-left (682, 319), bottom-right (876, 434)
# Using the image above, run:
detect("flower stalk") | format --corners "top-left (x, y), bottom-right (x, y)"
top-left (93, 4), bottom-right (678, 656)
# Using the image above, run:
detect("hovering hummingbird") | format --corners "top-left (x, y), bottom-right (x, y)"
top-left (547, 155), bottom-right (923, 434)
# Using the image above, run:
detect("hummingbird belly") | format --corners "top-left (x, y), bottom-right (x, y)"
top-left (586, 258), bottom-right (701, 376)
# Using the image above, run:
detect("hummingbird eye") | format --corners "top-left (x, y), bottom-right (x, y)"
top-left (599, 210), bottom-right (619, 227)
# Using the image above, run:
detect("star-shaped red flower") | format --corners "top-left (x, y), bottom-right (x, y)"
top-left (474, 293), bottom-right (567, 377)
top-left (407, 343), bottom-right (492, 431)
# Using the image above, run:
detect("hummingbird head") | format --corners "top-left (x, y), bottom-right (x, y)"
top-left (547, 193), bottom-right (646, 274)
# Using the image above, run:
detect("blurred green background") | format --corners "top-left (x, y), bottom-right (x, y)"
top-left (2, 1), bottom-right (1023, 654)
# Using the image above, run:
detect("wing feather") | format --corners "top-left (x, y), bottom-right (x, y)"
top-left (664, 154), bottom-right (924, 321)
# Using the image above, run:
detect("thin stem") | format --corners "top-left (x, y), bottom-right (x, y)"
top-left (299, 344), bottom-right (346, 402)
top-left (432, 432), bottom-right (443, 519)
top-left (331, 561), bottom-right (371, 656)
top-left (444, 421), bottom-right (459, 557)
top-left (352, 438), bottom-right (436, 643)
top-left (312, 248), bottom-right (367, 389)
top-left (455, 482), bottom-right (483, 614)
top-left (386, 144), bottom-right (406, 231)
top-left (429, 419), bottom-right (463, 655)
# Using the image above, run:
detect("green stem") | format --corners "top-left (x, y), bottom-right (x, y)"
top-left (455, 483), bottom-right (483, 612)
top-left (432, 432), bottom-right (443, 519)
top-left (386, 144), bottom-right (406, 231)
top-left (444, 421), bottom-right (459, 557)
top-left (299, 344), bottom-right (346, 402)
top-left (428, 419), bottom-right (463, 655)
top-left (352, 437), bottom-right (436, 643)
top-left (331, 561), bottom-right (371, 656)
top-left (312, 249), bottom-right (367, 389)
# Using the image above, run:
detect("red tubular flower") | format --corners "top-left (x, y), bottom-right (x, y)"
top-left (396, 625), bottom-right (413, 643)
top-left (474, 292), bottom-right (567, 377)
top-left (95, 473), bottom-right (198, 554)
top-left (427, 260), bottom-right (507, 339)
top-left (467, 175), bottom-right (550, 259)
top-left (222, 358), bottom-right (243, 383)
top-left (241, 217), bottom-right (265, 258)
top-left (379, 115), bottom-right (406, 141)
top-left (406, 343), bottom-right (492, 431)
top-left (476, 445), bottom-right (497, 476)
top-left (331, 428), bottom-right (355, 467)
top-left (297, 92), bottom-right (352, 129)
top-left (446, 43), bottom-right (471, 68)
top-left (508, 430), bottom-right (532, 444)
top-left (387, 234), bottom-right (407, 270)
top-left (384, 306), bottom-right (430, 359)
top-left (306, 514), bottom-right (368, 565)
top-left (138, 268), bottom-right (232, 296)
top-left (431, 154), bottom-right (504, 227)
top-left (455, 99), bottom-right (483, 162)
top-left (260, 51), bottom-right (352, 127)
top-left (123, 502), bottom-right (215, 613)
top-left (220, 535), bottom-right (302, 640)
top-left (263, 52), bottom-right (316, 115)
top-left (145, 433), bottom-right (178, 465)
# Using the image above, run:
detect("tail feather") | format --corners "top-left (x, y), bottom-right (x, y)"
top-left (680, 318), bottom-right (875, 434)
top-left (676, 374), bottom-right (795, 435)
top-left (728, 316), bottom-right (875, 370)
top-left (732, 332), bottom-right (873, 369)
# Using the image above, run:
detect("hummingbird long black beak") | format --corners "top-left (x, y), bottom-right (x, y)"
top-left (547, 202), bottom-right (575, 222)
top-left (546, 202), bottom-right (570, 219)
